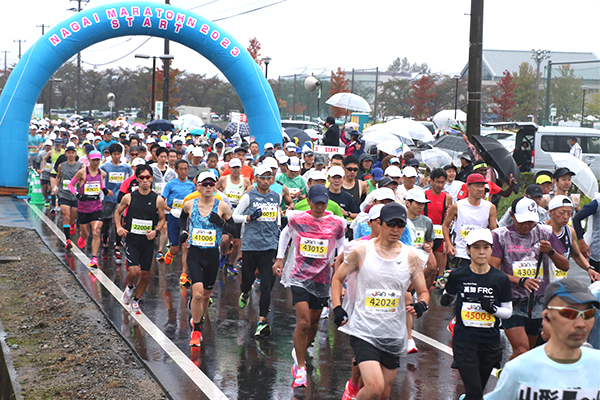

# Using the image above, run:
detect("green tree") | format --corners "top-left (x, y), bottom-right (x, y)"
top-left (379, 78), bottom-right (412, 118)
top-left (552, 65), bottom-right (583, 120)
top-left (588, 92), bottom-right (600, 118)
top-left (512, 62), bottom-right (536, 121)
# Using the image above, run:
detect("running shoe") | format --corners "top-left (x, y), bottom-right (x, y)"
top-left (69, 224), bottom-right (76, 235)
top-left (291, 366), bottom-right (307, 388)
top-left (320, 305), bottom-right (330, 319)
top-left (255, 321), bottom-right (271, 338)
top-left (77, 236), bottom-right (86, 249)
top-left (164, 250), bottom-right (173, 265)
top-left (156, 251), bottom-right (164, 262)
top-left (291, 348), bottom-right (299, 378)
top-left (208, 297), bottom-right (213, 308)
top-left (407, 339), bottom-right (418, 354)
top-left (189, 330), bottom-right (202, 347)
top-left (227, 265), bottom-right (239, 275)
top-left (122, 285), bottom-right (134, 305)
top-left (131, 299), bottom-right (141, 315)
top-left (219, 254), bottom-right (228, 269)
top-left (435, 270), bottom-right (451, 289)
top-left (88, 256), bottom-right (99, 268)
top-left (447, 318), bottom-right (456, 337)
top-left (495, 368), bottom-right (502, 380)
top-left (459, 395), bottom-right (466, 400)
top-left (44, 201), bottom-right (51, 208)
top-left (180, 273), bottom-right (191, 288)
top-left (65, 239), bottom-right (73, 251)
top-left (342, 379), bottom-right (359, 400)
top-left (238, 293), bottom-right (249, 309)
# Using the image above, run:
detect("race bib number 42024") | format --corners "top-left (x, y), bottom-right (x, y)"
top-left (365, 289), bottom-right (400, 313)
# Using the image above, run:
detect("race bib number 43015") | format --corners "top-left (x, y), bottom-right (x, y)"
top-left (460, 302), bottom-right (495, 328)
top-left (365, 289), bottom-right (400, 313)
top-left (299, 237), bottom-right (328, 259)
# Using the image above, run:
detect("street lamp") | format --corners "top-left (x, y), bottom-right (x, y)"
top-left (531, 49), bottom-right (550, 124)
top-left (452, 74), bottom-right (461, 120)
top-left (262, 56), bottom-right (272, 79)
top-left (135, 53), bottom-right (174, 121)
top-left (581, 86), bottom-right (587, 127)
top-left (47, 78), bottom-right (62, 118)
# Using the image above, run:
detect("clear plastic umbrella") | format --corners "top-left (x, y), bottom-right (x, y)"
top-left (377, 139), bottom-right (407, 156)
top-left (363, 123), bottom-right (415, 145)
top-left (326, 92), bottom-right (372, 112)
top-left (433, 110), bottom-right (467, 131)
top-left (421, 148), bottom-right (453, 169)
top-left (367, 119), bottom-right (433, 143)
top-left (551, 153), bottom-right (598, 199)
top-left (175, 114), bottom-right (204, 129)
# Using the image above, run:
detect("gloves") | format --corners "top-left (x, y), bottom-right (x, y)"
top-left (179, 230), bottom-right (189, 245)
top-left (249, 208), bottom-right (262, 221)
top-left (480, 297), bottom-right (497, 314)
top-left (440, 292), bottom-right (455, 307)
top-left (333, 306), bottom-right (348, 327)
top-left (280, 216), bottom-right (288, 229)
top-left (409, 301), bottom-right (428, 318)
top-left (209, 212), bottom-right (225, 227)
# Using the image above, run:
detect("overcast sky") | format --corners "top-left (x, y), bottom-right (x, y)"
top-left (1, 0), bottom-right (599, 80)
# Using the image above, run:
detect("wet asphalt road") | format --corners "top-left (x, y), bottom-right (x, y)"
top-left (1, 197), bottom-right (592, 400)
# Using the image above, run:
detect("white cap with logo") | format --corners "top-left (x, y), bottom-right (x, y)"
top-left (511, 197), bottom-right (540, 223)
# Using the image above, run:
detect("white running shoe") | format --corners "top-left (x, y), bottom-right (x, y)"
top-left (122, 286), bottom-right (134, 305)
top-left (407, 338), bottom-right (418, 354)
top-left (131, 299), bottom-right (141, 315)
top-left (320, 305), bottom-right (330, 319)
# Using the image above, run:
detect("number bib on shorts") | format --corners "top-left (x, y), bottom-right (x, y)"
top-left (433, 224), bottom-right (444, 240)
top-left (191, 228), bottom-right (216, 247)
top-left (512, 260), bottom-right (542, 278)
top-left (258, 205), bottom-right (277, 221)
top-left (62, 180), bottom-right (70, 190)
top-left (131, 218), bottom-right (153, 235)
top-left (170, 199), bottom-right (183, 218)
top-left (30, 147), bottom-right (37, 154)
top-left (412, 229), bottom-right (425, 248)
top-left (460, 302), bottom-right (496, 328)
top-left (108, 172), bottom-right (125, 184)
top-left (460, 224), bottom-right (477, 238)
top-left (154, 182), bottom-right (165, 194)
top-left (84, 182), bottom-right (100, 195)
top-left (299, 237), bottom-right (328, 259)
top-left (365, 289), bottom-right (401, 313)
top-left (226, 190), bottom-right (242, 203)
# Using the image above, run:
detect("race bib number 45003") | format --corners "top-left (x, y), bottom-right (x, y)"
top-left (460, 302), bottom-right (495, 328)
top-left (299, 237), bottom-right (328, 259)
top-left (365, 289), bottom-right (400, 313)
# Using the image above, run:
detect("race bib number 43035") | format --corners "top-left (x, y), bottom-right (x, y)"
top-left (299, 237), bottom-right (328, 259)
top-left (365, 289), bottom-right (400, 313)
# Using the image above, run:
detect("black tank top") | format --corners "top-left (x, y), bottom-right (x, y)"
top-left (557, 225), bottom-right (572, 259)
top-left (125, 190), bottom-right (159, 242)
top-left (342, 178), bottom-right (362, 205)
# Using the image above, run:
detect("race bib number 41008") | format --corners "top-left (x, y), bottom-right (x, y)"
top-left (365, 289), bottom-right (400, 313)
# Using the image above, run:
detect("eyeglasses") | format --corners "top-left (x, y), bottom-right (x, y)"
top-left (257, 175), bottom-right (273, 180)
top-left (138, 175), bottom-right (152, 180)
top-left (384, 219), bottom-right (406, 228)
top-left (345, 167), bottom-right (359, 172)
top-left (546, 306), bottom-right (596, 320)
top-left (200, 181), bottom-right (216, 187)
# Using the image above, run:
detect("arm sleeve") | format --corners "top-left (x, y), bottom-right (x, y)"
top-left (573, 200), bottom-right (598, 239)
top-left (276, 226), bottom-right (291, 259)
top-left (68, 176), bottom-right (79, 195)
top-left (232, 194), bottom-right (251, 223)
top-left (493, 301), bottom-right (513, 319)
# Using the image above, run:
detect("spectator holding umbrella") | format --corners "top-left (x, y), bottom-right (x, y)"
top-left (323, 116), bottom-right (340, 146)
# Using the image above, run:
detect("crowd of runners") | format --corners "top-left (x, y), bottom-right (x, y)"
top-left (25, 117), bottom-right (600, 399)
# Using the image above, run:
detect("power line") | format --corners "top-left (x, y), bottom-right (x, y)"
top-left (36, 24), bottom-right (50, 36)
top-left (213, 0), bottom-right (289, 21)
top-left (82, 37), bottom-right (153, 67)
top-left (13, 39), bottom-right (26, 59)
top-left (188, 0), bottom-right (220, 11)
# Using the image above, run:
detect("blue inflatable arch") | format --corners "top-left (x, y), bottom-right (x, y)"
top-left (0, 1), bottom-right (282, 188)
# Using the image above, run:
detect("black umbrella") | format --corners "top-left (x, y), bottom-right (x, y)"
top-left (284, 127), bottom-right (313, 147)
top-left (470, 135), bottom-right (520, 193)
top-left (430, 134), bottom-right (468, 153)
top-left (147, 119), bottom-right (175, 131)
top-left (202, 124), bottom-right (223, 134)
top-left (226, 122), bottom-right (250, 137)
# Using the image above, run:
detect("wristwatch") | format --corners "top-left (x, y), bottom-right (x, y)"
top-left (548, 248), bottom-right (555, 257)
top-left (587, 266), bottom-right (595, 272)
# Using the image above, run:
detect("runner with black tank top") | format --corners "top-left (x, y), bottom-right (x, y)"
top-left (116, 164), bottom-right (166, 316)
top-left (55, 143), bottom-right (82, 251)
top-left (342, 156), bottom-right (368, 207)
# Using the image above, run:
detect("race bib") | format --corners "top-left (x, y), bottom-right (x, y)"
top-left (29, 147), bottom-right (37, 154)
top-left (460, 302), bottom-right (495, 328)
top-left (170, 199), bottom-right (183, 218)
top-left (365, 289), bottom-right (401, 313)
top-left (299, 237), bottom-right (328, 259)
top-left (226, 189), bottom-right (242, 203)
top-left (433, 224), bottom-right (444, 240)
top-left (108, 172), bottom-right (125, 184)
top-left (512, 260), bottom-right (543, 278)
top-left (62, 180), bottom-right (70, 190)
top-left (460, 225), bottom-right (477, 238)
top-left (44, 163), bottom-right (52, 171)
top-left (154, 182), bottom-right (165, 194)
top-left (130, 218), bottom-right (153, 235)
top-left (84, 181), bottom-right (100, 195)
top-left (191, 228), bottom-right (216, 247)
top-left (258, 205), bottom-right (277, 221)
top-left (553, 267), bottom-right (568, 280)
top-left (288, 187), bottom-right (301, 196)
top-left (412, 229), bottom-right (425, 248)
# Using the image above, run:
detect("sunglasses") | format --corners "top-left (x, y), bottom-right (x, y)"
top-left (200, 181), bottom-right (216, 187)
top-left (138, 175), bottom-right (152, 180)
top-left (346, 167), bottom-right (359, 172)
top-left (257, 175), bottom-right (273, 180)
top-left (130, 153), bottom-right (139, 156)
top-left (546, 306), bottom-right (596, 320)
top-left (384, 219), bottom-right (406, 228)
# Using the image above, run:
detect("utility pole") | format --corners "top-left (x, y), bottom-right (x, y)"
top-left (162, 0), bottom-right (171, 120)
top-left (466, 0), bottom-right (483, 139)
top-left (36, 24), bottom-right (50, 36)
top-left (13, 40), bottom-right (25, 60)
top-left (1, 51), bottom-right (9, 78)
top-left (373, 67), bottom-right (379, 123)
top-left (531, 49), bottom-right (550, 125)
top-left (69, 0), bottom-right (88, 114)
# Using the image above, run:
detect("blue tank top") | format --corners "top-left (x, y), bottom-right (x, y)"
top-left (188, 198), bottom-right (222, 248)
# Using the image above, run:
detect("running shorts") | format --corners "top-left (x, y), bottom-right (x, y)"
top-left (166, 214), bottom-right (181, 246)
top-left (125, 240), bottom-right (155, 272)
top-left (101, 201), bottom-right (117, 220)
top-left (58, 198), bottom-right (78, 208)
top-left (349, 336), bottom-right (400, 370)
top-left (433, 238), bottom-right (444, 253)
top-left (187, 246), bottom-right (220, 290)
top-left (78, 210), bottom-right (102, 225)
top-left (291, 286), bottom-right (328, 310)
top-left (451, 339), bottom-right (502, 370)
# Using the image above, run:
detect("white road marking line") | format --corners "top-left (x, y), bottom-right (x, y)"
top-left (28, 202), bottom-right (229, 400)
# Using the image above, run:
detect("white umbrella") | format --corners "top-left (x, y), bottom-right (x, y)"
top-left (362, 129), bottom-right (414, 147)
top-left (363, 123), bottom-right (415, 145)
top-left (175, 114), bottom-right (204, 129)
top-left (326, 92), bottom-right (372, 112)
top-left (421, 149), bottom-right (453, 170)
top-left (550, 153), bottom-right (598, 199)
top-left (345, 122), bottom-right (360, 130)
top-left (433, 109), bottom-right (467, 131)
top-left (366, 119), bottom-right (433, 143)
top-left (377, 139), bottom-right (407, 156)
